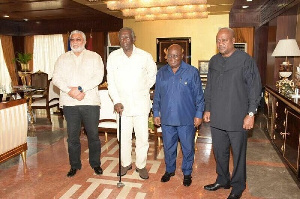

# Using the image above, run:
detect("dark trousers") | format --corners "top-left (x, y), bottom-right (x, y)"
top-left (161, 124), bottom-right (195, 175)
top-left (63, 105), bottom-right (101, 169)
top-left (211, 127), bottom-right (247, 195)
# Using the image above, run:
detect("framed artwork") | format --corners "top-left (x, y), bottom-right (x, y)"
top-left (198, 60), bottom-right (209, 74)
top-left (156, 37), bottom-right (191, 64)
top-left (107, 46), bottom-right (120, 58)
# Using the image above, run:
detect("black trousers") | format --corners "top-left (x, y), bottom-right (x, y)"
top-left (63, 105), bottom-right (101, 169)
top-left (211, 127), bottom-right (247, 195)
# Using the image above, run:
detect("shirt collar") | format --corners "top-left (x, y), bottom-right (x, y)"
top-left (167, 61), bottom-right (187, 74)
top-left (120, 44), bottom-right (136, 57)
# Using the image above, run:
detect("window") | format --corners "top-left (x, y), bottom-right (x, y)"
top-left (33, 34), bottom-right (65, 78)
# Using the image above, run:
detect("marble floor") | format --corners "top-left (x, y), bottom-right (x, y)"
top-left (0, 111), bottom-right (299, 199)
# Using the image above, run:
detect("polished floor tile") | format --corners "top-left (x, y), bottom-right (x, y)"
top-left (0, 112), bottom-right (299, 199)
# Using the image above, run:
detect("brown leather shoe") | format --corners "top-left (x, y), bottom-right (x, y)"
top-left (117, 164), bottom-right (132, 176)
top-left (136, 167), bottom-right (149, 179)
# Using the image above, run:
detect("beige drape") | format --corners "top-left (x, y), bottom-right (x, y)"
top-left (62, 33), bottom-right (69, 52)
top-left (24, 36), bottom-right (34, 72)
top-left (0, 35), bottom-right (18, 86)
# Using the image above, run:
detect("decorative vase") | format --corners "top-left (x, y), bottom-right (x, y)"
top-left (21, 63), bottom-right (30, 72)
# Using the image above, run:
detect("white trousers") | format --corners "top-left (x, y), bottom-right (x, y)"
top-left (117, 114), bottom-right (149, 169)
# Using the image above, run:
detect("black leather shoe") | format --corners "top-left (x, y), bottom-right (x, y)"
top-left (227, 193), bottom-right (241, 199)
top-left (161, 172), bottom-right (175, 182)
top-left (183, 175), bottom-right (192, 187)
top-left (67, 168), bottom-right (78, 177)
top-left (204, 182), bottom-right (231, 191)
top-left (93, 166), bottom-right (103, 175)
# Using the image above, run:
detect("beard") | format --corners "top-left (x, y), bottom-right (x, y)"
top-left (71, 45), bottom-right (85, 53)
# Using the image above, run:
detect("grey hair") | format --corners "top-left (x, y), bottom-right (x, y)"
top-left (69, 30), bottom-right (86, 42)
top-left (119, 27), bottom-right (136, 39)
top-left (218, 27), bottom-right (235, 38)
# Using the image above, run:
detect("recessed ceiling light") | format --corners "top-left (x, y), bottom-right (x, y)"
top-left (247, 0), bottom-right (252, 1)
top-left (24, 19), bottom-right (28, 21)
top-left (4, 15), bottom-right (9, 18)
top-left (242, 6), bottom-right (249, 8)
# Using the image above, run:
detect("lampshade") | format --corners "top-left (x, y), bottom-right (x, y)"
top-left (271, 39), bottom-right (300, 57)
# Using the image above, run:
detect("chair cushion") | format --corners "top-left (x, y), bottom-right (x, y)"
top-left (31, 99), bottom-right (46, 106)
top-left (98, 122), bottom-right (117, 129)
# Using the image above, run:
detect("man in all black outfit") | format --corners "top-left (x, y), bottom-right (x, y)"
top-left (203, 28), bottom-right (262, 199)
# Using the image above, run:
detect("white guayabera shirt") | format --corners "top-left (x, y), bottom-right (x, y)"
top-left (107, 45), bottom-right (157, 116)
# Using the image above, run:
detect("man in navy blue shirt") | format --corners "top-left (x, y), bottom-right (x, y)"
top-left (153, 44), bottom-right (205, 187)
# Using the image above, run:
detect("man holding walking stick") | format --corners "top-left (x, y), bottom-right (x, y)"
top-left (107, 27), bottom-right (157, 179)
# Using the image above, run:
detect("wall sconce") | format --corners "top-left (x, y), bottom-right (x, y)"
top-left (271, 38), bottom-right (300, 97)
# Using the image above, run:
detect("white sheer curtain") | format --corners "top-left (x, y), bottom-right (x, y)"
top-left (0, 39), bottom-right (12, 93)
top-left (33, 34), bottom-right (65, 78)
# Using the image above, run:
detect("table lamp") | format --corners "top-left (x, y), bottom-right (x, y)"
top-left (272, 38), bottom-right (300, 97)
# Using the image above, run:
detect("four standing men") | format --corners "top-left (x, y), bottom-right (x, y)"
top-left (203, 28), bottom-right (261, 199)
top-left (53, 30), bottom-right (104, 177)
top-left (106, 27), bottom-right (157, 179)
top-left (54, 27), bottom-right (262, 198)
top-left (153, 44), bottom-right (204, 186)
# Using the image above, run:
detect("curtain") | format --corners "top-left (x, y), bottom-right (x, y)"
top-left (24, 36), bottom-right (34, 72)
top-left (33, 34), bottom-right (65, 78)
top-left (62, 33), bottom-right (69, 52)
top-left (0, 37), bottom-right (13, 93)
top-left (0, 35), bottom-right (18, 87)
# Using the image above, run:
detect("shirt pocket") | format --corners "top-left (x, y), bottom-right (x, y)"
top-left (179, 78), bottom-right (192, 94)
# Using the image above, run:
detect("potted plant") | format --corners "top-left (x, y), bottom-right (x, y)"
top-left (13, 52), bottom-right (32, 72)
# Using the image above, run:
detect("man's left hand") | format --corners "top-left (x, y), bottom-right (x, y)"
top-left (194, 117), bottom-right (203, 128)
top-left (243, 115), bottom-right (255, 130)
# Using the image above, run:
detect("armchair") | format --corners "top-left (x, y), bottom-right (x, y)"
top-left (98, 87), bottom-right (117, 142)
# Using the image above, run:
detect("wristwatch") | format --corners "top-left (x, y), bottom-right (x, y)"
top-left (248, 112), bottom-right (254, 117)
top-left (78, 86), bottom-right (83, 92)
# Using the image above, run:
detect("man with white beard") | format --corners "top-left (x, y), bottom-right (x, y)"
top-left (53, 30), bottom-right (104, 177)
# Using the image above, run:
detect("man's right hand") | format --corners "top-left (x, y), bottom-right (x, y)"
top-left (68, 87), bottom-right (84, 100)
top-left (154, 117), bottom-right (161, 126)
top-left (203, 111), bottom-right (211, 123)
top-left (114, 103), bottom-right (124, 115)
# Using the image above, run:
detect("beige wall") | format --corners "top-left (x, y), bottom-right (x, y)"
top-left (124, 15), bottom-right (229, 67)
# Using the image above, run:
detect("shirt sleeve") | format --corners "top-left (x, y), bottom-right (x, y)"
top-left (146, 54), bottom-right (157, 89)
top-left (204, 60), bottom-right (212, 112)
top-left (152, 71), bottom-right (161, 118)
top-left (244, 57), bottom-right (262, 113)
top-left (107, 54), bottom-right (121, 105)
top-left (81, 53), bottom-right (104, 91)
top-left (193, 69), bottom-right (205, 118)
top-left (52, 55), bottom-right (71, 94)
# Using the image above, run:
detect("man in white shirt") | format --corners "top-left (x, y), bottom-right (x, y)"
top-left (52, 30), bottom-right (104, 177)
top-left (107, 27), bottom-right (157, 179)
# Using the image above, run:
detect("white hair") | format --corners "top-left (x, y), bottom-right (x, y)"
top-left (69, 30), bottom-right (86, 42)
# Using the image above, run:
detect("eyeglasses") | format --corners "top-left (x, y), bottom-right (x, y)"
top-left (70, 38), bottom-right (82, 42)
top-left (119, 36), bottom-right (131, 41)
top-left (167, 54), bottom-right (180, 59)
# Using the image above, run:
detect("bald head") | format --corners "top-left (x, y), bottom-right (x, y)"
top-left (218, 27), bottom-right (235, 39)
top-left (216, 27), bottom-right (236, 57)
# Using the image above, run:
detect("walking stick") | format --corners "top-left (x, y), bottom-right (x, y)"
top-left (117, 114), bottom-right (125, 188)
